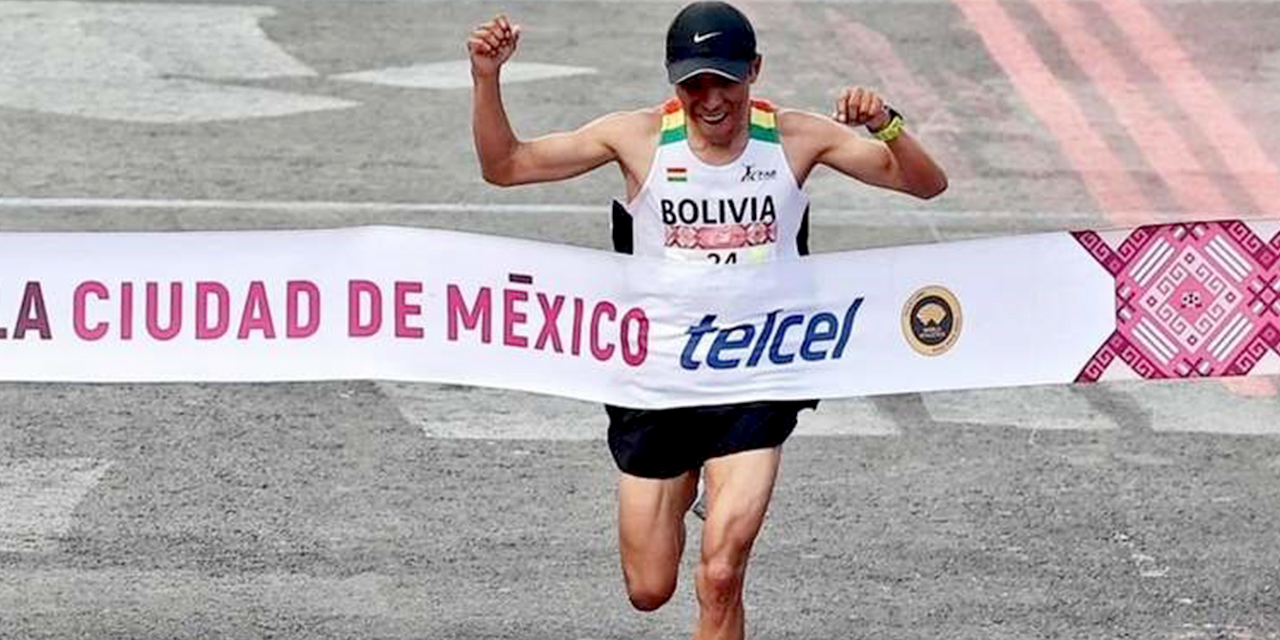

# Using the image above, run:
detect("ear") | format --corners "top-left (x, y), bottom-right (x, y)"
top-left (747, 56), bottom-right (762, 84)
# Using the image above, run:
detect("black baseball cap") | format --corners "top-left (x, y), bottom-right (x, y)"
top-left (665, 2), bottom-right (758, 84)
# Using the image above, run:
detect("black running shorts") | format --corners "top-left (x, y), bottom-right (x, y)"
top-left (604, 400), bottom-right (819, 479)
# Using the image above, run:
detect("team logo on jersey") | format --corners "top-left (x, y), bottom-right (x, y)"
top-left (740, 164), bottom-right (777, 182)
top-left (902, 286), bottom-right (962, 356)
top-left (667, 167), bottom-right (688, 183)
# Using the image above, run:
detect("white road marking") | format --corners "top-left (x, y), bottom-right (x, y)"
top-left (0, 197), bottom-right (604, 216)
top-left (0, 196), bottom-right (1104, 227)
top-left (334, 60), bottom-right (597, 89)
top-left (379, 382), bottom-right (606, 440)
top-left (381, 384), bottom-right (900, 440)
top-left (923, 378), bottom-right (1280, 435)
top-left (0, 458), bottom-right (113, 553)
top-left (1125, 378), bottom-right (1280, 435)
top-left (924, 385), bottom-right (1118, 431)
top-left (0, 569), bottom-right (392, 617)
top-left (0, 2), bottom-right (355, 123)
top-left (796, 399), bottom-right (900, 436)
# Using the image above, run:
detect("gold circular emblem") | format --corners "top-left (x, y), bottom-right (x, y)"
top-left (901, 286), bottom-right (962, 356)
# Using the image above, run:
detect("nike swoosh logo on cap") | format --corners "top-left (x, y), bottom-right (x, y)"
top-left (692, 31), bottom-right (722, 44)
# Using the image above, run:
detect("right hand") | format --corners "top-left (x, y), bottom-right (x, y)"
top-left (468, 14), bottom-right (521, 78)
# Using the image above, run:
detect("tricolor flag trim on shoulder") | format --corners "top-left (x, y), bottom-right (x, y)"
top-left (667, 167), bottom-right (688, 182)
top-left (749, 99), bottom-right (779, 143)
top-left (661, 98), bottom-right (687, 145)
top-left (659, 98), bottom-right (780, 145)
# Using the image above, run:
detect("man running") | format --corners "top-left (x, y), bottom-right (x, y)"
top-left (468, 3), bottom-right (947, 639)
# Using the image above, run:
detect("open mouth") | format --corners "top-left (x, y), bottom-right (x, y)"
top-left (698, 112), bottom-right (728, 125)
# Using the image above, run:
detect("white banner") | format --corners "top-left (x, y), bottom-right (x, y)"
top-left (1, 220), bottom-right (1278, 408)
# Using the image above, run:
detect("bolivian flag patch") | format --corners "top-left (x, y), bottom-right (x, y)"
top-left (667, 167), bottom-right (688, 182)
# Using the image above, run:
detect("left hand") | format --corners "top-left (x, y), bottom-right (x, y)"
top-left (832, 86), bottom-right (891, 130)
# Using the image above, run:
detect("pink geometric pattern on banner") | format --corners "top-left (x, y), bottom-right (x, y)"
top-left (1073, 221), bottom-right (1280, 382)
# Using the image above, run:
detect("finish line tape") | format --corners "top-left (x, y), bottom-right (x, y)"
top-left (0, 219), bottom-right (1277, 408)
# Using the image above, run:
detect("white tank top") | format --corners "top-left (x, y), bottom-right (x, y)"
top-left (616, 98), bottom-right (811, 264)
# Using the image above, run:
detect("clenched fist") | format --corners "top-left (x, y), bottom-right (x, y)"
top-left (832, 86), bottom-right (892, 131)
top-left (468, 14), bottom-right (521, 78)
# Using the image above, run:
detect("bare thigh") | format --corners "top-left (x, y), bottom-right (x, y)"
top-left (616, 470), bottom-right (699, 608)
top-left (700, 447), bottom-right (783, 568)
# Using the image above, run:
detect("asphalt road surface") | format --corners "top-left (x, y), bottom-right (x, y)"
top-left (2, 0), bottom-right (1279, 638)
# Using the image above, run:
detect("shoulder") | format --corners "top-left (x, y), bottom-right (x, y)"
top-left (776, 107), bottom-right (845, 143)
top-left (579, 104), bottom-right (665, 179)
top-left (583, 105), bottom-right (664, 144)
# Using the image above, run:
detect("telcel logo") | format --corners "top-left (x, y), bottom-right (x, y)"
top-left (680, 299), bottom-right (864, 370)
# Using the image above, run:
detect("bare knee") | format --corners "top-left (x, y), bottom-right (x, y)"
top-left (626, 579), bottom-right (676, 612)
top-left (697, 558), bottom-right (744, 606)
top-left (619, 533), bottom-right (682, 612)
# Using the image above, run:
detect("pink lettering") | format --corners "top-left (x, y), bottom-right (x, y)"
top-left (394, 281), bottom-right (424, 339)
top-left (288, 280), bottom-right (321, 339)
top-left (120, 282), bottom-right (134, 340)
top-left (590, 301), bottom-right (617, 361)
top-left (534, 293), bottom-right (564, 353)
top-left (447, 284), bottom-right (492, 343)
top-left (620, 307), bottom-right (649, 366)
top-left (74, 281), bottom-right (109, 341)
top-left (14, 281), bottom-right (51, 340)
top-left (571, 297), bottom-right (584, 356)
top-left (237, 281), bottom-right (276, 339)
top-left (196, 282), bottom-right (230, 340)
top-left (348, 280), bottom-right (382, 337)
top-left (145, 282), bottom-right (181, 341)
top-left (503, 288), bottom-right (528, 348)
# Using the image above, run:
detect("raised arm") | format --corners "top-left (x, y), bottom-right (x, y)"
top-left (782, 87), bottom-right (947, 199)
top-left (468, 14), bottom-right (622, 187)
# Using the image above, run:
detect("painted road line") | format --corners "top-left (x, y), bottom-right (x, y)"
top-left (0, 2), bottom-right (355, 123)
top-left (1219, 376), bottom-right (1278, 398)
top-left (923, 385), bottom-right (1118, 431)
top-left (795, 399), bottom-right (901, 437)
top-left (949, 0), bottom-right (1155, 228)
top-left (380, 383), bottom-right (899, 439)
top-left (378, 382), bottom-right (606, 440)
top-left (1099, 0), bottom-right (1280, 213)
top-left (1124, 376), bottom-right (1280, 435)
top-left (0, 458), bottom-right (113, 553)
top-left (0, 567), bottom-right (692, 632)
top-left (334, 61), bottom-right (596, 89)
top-left (0, 569), bottom-right (393, 617)
top-left (0, 197), bottom-right (606, 215)
top-left (1029, 0), bottom-right (1232, 218)
top-left (0, 196), bottom-right (1104, 225)
top-left (921, 375), bottom-right (1280, 435)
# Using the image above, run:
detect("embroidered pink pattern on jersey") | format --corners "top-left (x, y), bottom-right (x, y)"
top-left (1074, 221), bottom-right (1280, 382)
top-left (665, 222), bottom-right (777, 250)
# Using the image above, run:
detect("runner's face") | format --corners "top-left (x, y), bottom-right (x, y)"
top-left (675, 61), bottom-right (759, 144)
